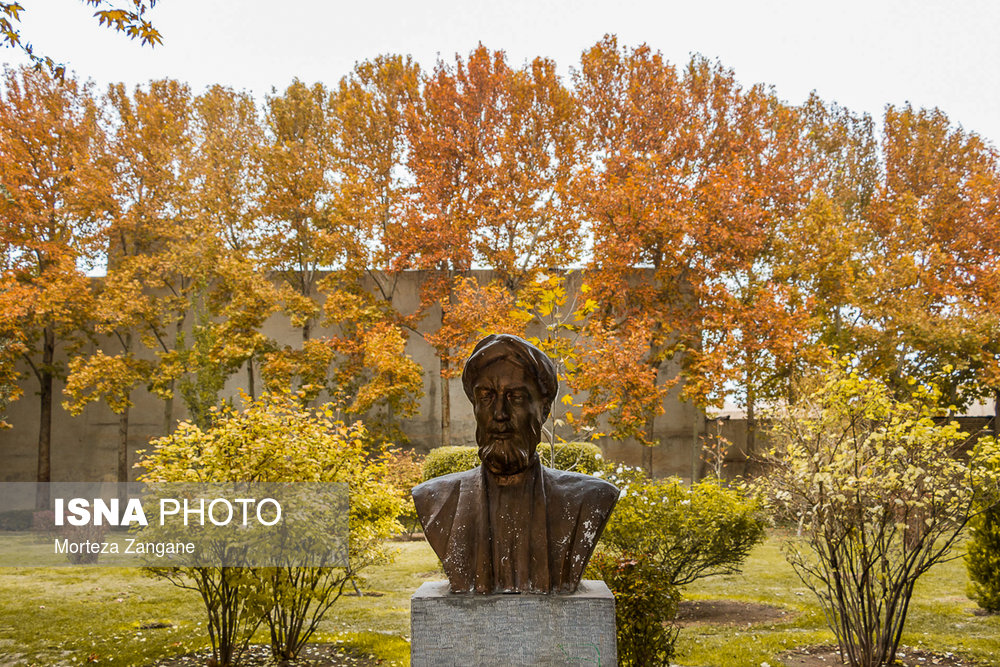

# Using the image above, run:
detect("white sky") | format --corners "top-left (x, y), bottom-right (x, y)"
top-left (4, 0), bottom-right (1000, 148)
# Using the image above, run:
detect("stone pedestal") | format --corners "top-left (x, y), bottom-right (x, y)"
top-left (410, 579), bottom-right (616, 666)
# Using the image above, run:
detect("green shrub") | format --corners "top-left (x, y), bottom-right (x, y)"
top-left (384, 447), bottom-right (425, 537)
top-left (967, 502), bottom-right (1000, 612)
top-left (0, 509), bottom-right (33, 531)
top-left (138, 391), bottom-right (402, 663)
top-left (587, 468), bottom-right (766, 663)
top-left (422, 446), bottom-right (480, 480)
top-left (589, 551), bottom-right (678, 667)
top-left (422, 442), bottom-right (606, 480)
top-left (538, 441), bottom-right (605, 474)
top-left (759, 363), bottom-right (1000, 666)
top-left (597, 468), bottom-right (767, 586)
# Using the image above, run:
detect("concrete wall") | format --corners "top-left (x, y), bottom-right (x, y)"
top-left (0, 270), bottom-right (708, 483)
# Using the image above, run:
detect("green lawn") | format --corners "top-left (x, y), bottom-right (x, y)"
top-left (0, 540), bottom-right (439, 667)
top-left (676, 534), bottom-right (1000, 667)
top-left (0, 536), bottom-right (996, 666)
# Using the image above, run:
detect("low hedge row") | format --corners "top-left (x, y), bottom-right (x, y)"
top-left (421, 441), bottom-right (605, 480)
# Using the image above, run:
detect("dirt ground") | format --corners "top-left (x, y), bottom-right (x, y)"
top-left (777, 645), bottom-right (981, 667)
top-left (676, 598), bottom-right (794, 627)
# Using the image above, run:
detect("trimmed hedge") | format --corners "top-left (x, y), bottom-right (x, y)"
top-left (539, 442), bottom-right (605, 474)
top-left (422, 446), bottom-right (482, 481)
top-left (421, 442), bottom-right (606, 481)
top-left (0, 509), bottom-right (33, 531)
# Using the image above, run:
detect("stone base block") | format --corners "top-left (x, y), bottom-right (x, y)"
top-left (410, 579), bottom-right (616, 666)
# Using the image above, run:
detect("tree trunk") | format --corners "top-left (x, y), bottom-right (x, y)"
top-left (163, 318), bottom-right (186, 435)
top-left (300, 313), bottom-right (313, 405)
top-left (35, 325), bottom-right (55, 509)
top-left (994, 389), bottom-right (999, 436)
top-left (163, 385), bottom-right (174, 435)
top-left (117, 332), bottom-right (134, 484)
top-left (745, 392), bottom-right (756, 477)
top-left (118, 406), bottom-right (130, 484)
top-left (691, 411), bottom-right (702, 484)
top-left (247, 359), bottom-right (256, 400)
top-left (441, 355), bottom-right (451, 448)
top-left (645, 413), bottom-right (656, 478)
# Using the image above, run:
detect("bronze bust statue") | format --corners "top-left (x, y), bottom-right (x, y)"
top-left (412, 334), bottom-right (619, 594)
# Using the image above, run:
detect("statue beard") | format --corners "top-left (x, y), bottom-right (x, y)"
top-left (477, 421), bottom-right (541, 476)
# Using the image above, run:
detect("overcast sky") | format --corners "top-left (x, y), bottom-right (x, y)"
top-left (5, 0), bottom-right (1000, 147)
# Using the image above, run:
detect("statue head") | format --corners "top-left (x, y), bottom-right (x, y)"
top-left (462, 334), bottom-right (558, 476)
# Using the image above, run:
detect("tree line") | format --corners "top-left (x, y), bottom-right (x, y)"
top-left (2, 35), bottom-right (999, 485)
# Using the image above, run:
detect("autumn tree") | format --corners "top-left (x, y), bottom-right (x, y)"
top-left (679, 57), bottom-right (815, 468)
top-left (777, 95), bottom-right (879, 357)
top-left (574, 38), bottom-right (814, 472)
top-left (0, 334), bottom-right (22, 428)
top-left (467, 54), bottom-right (580, 292)
top-left (765, 97), bottom-right (1000, 440)
top-left (89, 84), bottom-right (282, 435)
top-left (317, 289), bottom-right (423, 445)
top-left (64, 78), bottom-right (197, 482)
top-left (402, 48), bottom-right (493, 446)
top-left (511, 272), bottom-right (615, 452)
top-left (256, 73), bottom-right (426, 430)
top-left (0, 66), bottom-right (111, 501)
top-left (850, 106), bottom-right (1000, 417)
top-left (320, 55), bottom-right (426, 439)
top-left (187, 85), bottom-right (278, 405)
top-left (258, 79), bottom-right (337, 344)
top-left (253, 79), bottom-right (347, 404)
top-left (327, 54), bottom-right (420, 303)
top-left (571, 38), bottom-right (702, 473)
top-left (405, 45), bottom-right (580, 446)
top-left (1, 0), bottom-right (162, 77)
top-left (425, 275), bottom-right (530, 377)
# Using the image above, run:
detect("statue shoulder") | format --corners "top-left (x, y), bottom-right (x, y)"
top-left (541, 466), bottom-right (619, 507)
top-left (412, 466), bottom-right (480, 504)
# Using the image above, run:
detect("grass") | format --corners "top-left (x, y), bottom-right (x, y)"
top-left (0, 535), bottom-right (997, 666)
top-left (0, 540), bottom-right (440, 667)
top-left (675, 533), bottom-right (1000, 666)
top-left (0, 565), bottom-right (209, 666)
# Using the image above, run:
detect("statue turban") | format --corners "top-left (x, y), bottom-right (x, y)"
top-left (461, 334), bottom-right (558, 419)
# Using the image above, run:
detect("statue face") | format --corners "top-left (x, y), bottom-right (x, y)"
top-left (471, 358), bottom-right (545, 476)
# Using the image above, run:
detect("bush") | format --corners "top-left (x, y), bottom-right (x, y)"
top-left (0, 509), bottom-right (33, 531)
top-left (759, 362), bottom-right (1000, 666)
top-left (967, 501), bottom-right (1000, 612)
top-left (384, 447), bottom-right (425, 537)
top-left (58, 522), bottom-right (109, 564)
top-left (589, 551), bottom-right (678, 667)
top-left (422, 446), bottom-right (480, 480)
top-left (589, 468), bottom-right (765, 664)
top-left (538, 441), bottom-right (605, 474)
top-left (422, 442), bottom-right (606, 480)
top-left (597, 468), bottom-right (767, 586)
top-left (138, 391), bottom-right (402, 664)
